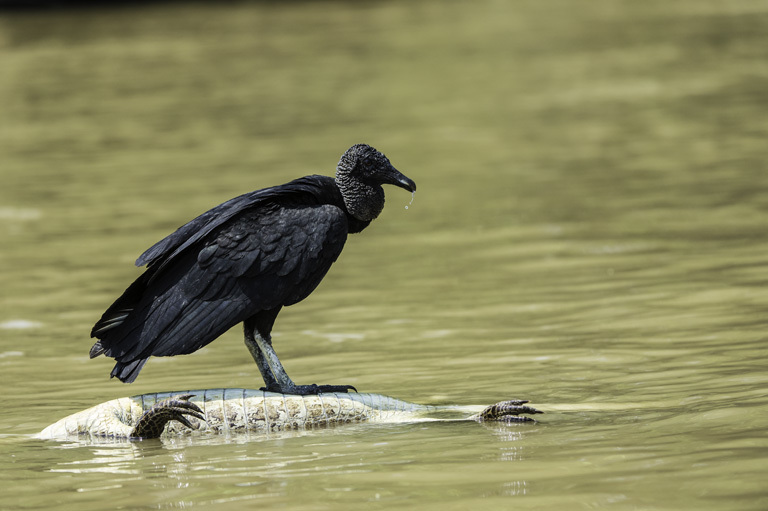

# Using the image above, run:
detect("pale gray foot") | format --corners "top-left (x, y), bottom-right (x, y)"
top-left (244, 319), bottom-right (356, 396)
top-left (244, 326), bottom-right (280, 390)
top-left (261, 383), bottom-right (358, 395)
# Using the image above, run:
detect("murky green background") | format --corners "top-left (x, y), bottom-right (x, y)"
top-left (1, 0), bottom-right (767, 509)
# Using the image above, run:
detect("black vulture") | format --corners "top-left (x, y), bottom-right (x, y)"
top-left (90, 144), bottom-right (416, 395)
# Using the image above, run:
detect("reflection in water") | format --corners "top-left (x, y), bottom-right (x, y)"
top-left (483, 423), bottom-right (529, 494)
top-left (50, 446), bottom-right (145, 475)
top-left (492, 428), bottom-right (526, 462)
top-left (48, 440), bottom-right (166, 475)
top-left (39, 417), bottom-right (543, 510)
top-left (500, 480), bottom-right (528, 497)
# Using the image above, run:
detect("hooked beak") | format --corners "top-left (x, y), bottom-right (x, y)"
top-left (385, 165), bottom-right (417, 193)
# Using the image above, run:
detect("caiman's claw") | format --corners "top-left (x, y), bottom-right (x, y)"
top-left (260, 384), bottom-right (358, 395)
top-left (473, 400), bottom-right (543, 423)
top-left (130, 394), bottom-right (205, 439)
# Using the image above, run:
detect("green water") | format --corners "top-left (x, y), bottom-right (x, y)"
top-left (1, 1), bottom-right (767, 509)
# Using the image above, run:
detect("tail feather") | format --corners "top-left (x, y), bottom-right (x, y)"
top-left (89, 341), bottom-right (105, 358)
top-left (110, 357), bottom-right (148, 383)
top-left (91, 271), bottom-right (155, 339)
top-left (91, 268), bottom-right (160, 382)
top-left (91, 249), bottom-right (250, 384)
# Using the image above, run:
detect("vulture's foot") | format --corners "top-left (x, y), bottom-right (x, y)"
top-left (260, 383), bottom-right (357, 395)
top-left (472, 400), bottom-right (543, 423)
top-left (130, 394), bottom-right (205, 439)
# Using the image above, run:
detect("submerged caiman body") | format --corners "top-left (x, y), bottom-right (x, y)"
top-left (36, 389), bottom-right (541, 440)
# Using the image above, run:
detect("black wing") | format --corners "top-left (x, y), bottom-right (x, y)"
top-left (91, 177), bottom-right (349, 382)
top-left (136, 175), bottom-right (337, 272)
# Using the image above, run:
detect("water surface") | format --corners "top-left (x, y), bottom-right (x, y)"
top-left (1, 1), bottom-right (767, 509)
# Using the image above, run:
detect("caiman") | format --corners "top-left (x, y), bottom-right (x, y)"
top-left (36, 389), bottom-right (542, 440)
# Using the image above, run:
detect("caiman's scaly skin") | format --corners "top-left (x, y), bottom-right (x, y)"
top-left (36, 389), bottom-right (542, 440)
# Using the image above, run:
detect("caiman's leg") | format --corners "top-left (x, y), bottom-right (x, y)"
top-left (471, 400), bottom-right (543, 423)
top-left (244, 311), bottom-right (356, 396)
top-left (131, 395), bottom-right (205, 439)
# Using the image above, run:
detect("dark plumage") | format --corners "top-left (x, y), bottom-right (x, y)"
top-left (90, 144), bottom-right (416, 394)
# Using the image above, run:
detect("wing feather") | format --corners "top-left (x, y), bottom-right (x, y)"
top-left (93, 195), bottom-right (349, 380)
top-left (136, 175), bottom-right (338, 272)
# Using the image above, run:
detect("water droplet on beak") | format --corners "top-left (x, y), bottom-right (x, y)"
top-left (405, 191), bottom-right (415, 210)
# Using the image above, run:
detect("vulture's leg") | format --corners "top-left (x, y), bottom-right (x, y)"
top-left (244, 311), bottom-right (356, 395)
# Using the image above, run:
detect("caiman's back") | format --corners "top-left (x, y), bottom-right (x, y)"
top-left (153, 389), bottom-right (427, 434)
top-left (37, 390), bottom-right (429, 440)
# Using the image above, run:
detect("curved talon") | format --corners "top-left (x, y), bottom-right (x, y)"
top-left (130, 394), bottom-right (205, 439)
top-left (474, 400), bottom-right (543, 423)
top-left (314, 384), bottom-right (357, 394)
